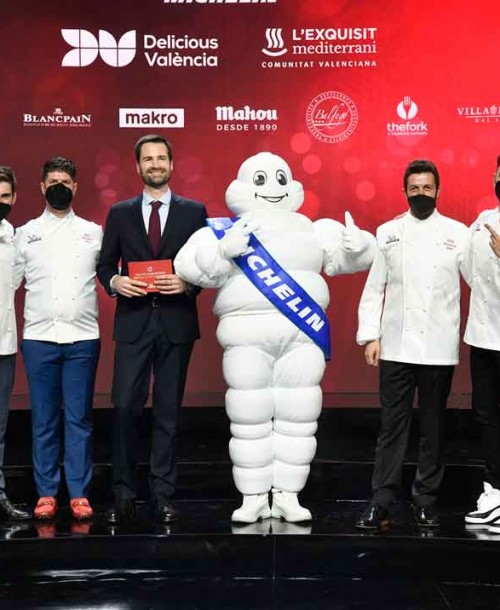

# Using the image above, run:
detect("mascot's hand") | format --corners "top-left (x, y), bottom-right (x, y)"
top-left (342, 211), bottom-right (364, 253)
top-left (218, 217), bottom-right (258, 259)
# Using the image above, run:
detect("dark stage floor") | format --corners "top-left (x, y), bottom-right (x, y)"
top-left (1, 407), bottom-right (499, 609)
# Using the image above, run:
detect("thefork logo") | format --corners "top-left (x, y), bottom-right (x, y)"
top-left (61, 30), bottom-right (137, 67)
top-left (396, 96), bottom-right (418, 120)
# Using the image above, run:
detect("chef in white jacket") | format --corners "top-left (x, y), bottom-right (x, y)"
top-left (175, 152), bottom-right (376, 523)
top-left (463, 155), bottom-right (500, 530)
top-left (356, 159), bottom-right (468, 530)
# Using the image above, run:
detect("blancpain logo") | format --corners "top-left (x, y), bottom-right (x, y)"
top-left (119, 108), bottom-right (185, 128)
top-left (261, 26), bottom-right (378, 69)
top-left (216, 105), bottom-right (278, 132)
top-left (387, 96), bottom-right (428, 137)
top-left (23, 107), bottom-right (92, 128)
top-left (457, 104), bottom-right (500, 123)
top-left (61, 29), bottom-right (220, 68)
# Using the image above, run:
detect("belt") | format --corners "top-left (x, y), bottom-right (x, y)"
top-left (151, 294), bottom-right (161, 308)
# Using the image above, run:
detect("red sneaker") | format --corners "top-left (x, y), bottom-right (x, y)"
top-left (34, 496), bottom-right (57, 521)
top-left (70, 498), bottom-right (93, 521)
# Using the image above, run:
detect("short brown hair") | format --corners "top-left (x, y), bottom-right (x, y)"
top-left (135, 134), bottom-right (173, 163)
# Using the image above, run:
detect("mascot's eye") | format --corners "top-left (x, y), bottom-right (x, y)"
top-left (253, 171), bottom-right (267, 186)
top-left (276, 170), bottom-right (288, 186)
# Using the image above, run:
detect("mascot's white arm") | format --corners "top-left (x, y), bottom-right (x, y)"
top-left (314, 212), bottom-right (376, 276)
top-left (174, 217), bottom-right (256, 288)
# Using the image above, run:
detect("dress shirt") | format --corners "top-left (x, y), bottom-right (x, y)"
top-left (14, 209), bottom-right (102, 343)
top-left (357, 210), bottom-right (468, 365)
top-left (463, 207), bottom-right (500, 350)
top-left (0, 220), bottom-right (16, 355)
top-left (141, 190), bottom-right (171, 235)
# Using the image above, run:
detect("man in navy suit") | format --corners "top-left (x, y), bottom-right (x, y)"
top-left (97, 134), bottom-right (207, 524)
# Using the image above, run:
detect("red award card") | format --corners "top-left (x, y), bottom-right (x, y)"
top-left (128, 259), bottom-right (173, 293)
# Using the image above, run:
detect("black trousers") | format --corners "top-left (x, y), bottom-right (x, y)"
top-left (111, 308), bottom-right (193, 505)
top-left (372, 360), bottom-right (454, 507)
top-left (471, 346), bottom-right (500, 489)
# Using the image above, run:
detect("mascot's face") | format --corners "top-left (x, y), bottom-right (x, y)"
top-left (225, 152), bottom-right (304, 215)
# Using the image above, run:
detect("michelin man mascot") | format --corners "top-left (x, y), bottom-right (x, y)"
top-left (175, 152), bottom-right (375, 523)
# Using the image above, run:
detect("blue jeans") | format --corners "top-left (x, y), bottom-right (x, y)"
top-left (0, 354), bottom-right (15, 500)
top-left (21, 339), bottom-right (100, 498)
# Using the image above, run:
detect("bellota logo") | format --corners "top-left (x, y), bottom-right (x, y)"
top-left (61, 30), bottom-right (137, 67)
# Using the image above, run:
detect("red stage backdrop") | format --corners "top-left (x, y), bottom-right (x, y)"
top-left (3, 0), bottom-right (499, 408)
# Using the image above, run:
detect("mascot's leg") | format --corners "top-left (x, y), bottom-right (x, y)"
top-left (223, 344), bottom-right (274, 523)
top-left (271, 342), bottom-right (325, 522)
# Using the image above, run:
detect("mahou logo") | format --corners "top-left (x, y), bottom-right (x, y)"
top-left (61, 30), bottom-right (137, 67)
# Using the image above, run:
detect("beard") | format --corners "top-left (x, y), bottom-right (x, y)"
top-left (140, 168), bottom-right (171, 189)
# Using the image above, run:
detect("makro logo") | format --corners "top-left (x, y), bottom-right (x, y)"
top-left (387, 96), bottom-right (428, 137)
top-left (262, 28), bottom-right (287, 56)
top-left (61, 29), bottom-right (136, 67)
top-left (119, 108), bottom-right (185, 128)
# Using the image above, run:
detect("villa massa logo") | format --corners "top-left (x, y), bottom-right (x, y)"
top-left (306, 91), bottom-right (358, 144)
top-left (262, 28), bottom-right (287, 56)
top-left (61, 30), bottom-right (137, 67)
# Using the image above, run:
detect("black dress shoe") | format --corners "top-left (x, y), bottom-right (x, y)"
top-left (413, 505), bottom-right (439, 527)
top-left (106, 500), bottom-right (136, 524)
top-left (0, 499), bottom-right (32, 521)
top-left (153, 502), bottom-right (178, 523)
top-left (355, 503), bottom-right (390, 529)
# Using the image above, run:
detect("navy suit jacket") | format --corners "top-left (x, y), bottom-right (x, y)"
top-left (97, 192), bottom-right (207, 344)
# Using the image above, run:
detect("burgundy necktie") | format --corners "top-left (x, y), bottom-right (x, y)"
top-left (148, 200), bottom-right (162, 257)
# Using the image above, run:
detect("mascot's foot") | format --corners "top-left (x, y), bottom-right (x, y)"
top-left (271, 490), bottom-right (312, 522)
top-left (231, 493), bottom-right (271, 523)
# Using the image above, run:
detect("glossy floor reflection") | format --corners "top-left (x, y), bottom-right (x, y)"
top-left (0, 408), bottom-right (498, 609)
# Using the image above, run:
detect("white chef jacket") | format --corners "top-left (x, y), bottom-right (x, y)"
top-left (14, 209), bottom-right (102, 343)
top-left (357, 210), bottom-right (468, 365)
top-left (463, 207), bottom-right (500, 351)
top-left (0, 220), bottom-right (16, 355)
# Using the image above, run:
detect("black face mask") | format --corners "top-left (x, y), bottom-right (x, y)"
top-left (407, 194), bottom-right (436, 220)
top-left (495, 181), bottom-right (500, 203)
top-left (0, 203), bottom-right (12, 222)
top-left (45, 183), bottom-right (73, 210)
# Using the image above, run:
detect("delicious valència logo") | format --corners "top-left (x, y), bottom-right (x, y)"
top-left (61, 30), bottom-right (137, 67)
top-left (61, 29), bottom-right (219, 68)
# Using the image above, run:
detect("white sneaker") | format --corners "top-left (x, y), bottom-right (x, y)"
top-left (487, 520), bottom-right (500, 535)
top-left (270, 490), bottom-right (312, 522)
top-left (231, 494), bottom-right (271, 523)
top-left (465, 482), bottom-right (500, 525)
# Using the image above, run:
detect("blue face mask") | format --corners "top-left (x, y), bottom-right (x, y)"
top-left (45, 183), bottom-right (73, 210)
top-left (407, 194), bottom-right (436, 220)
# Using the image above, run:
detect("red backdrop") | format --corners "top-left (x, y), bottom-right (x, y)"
top-left (4, 0), bottom-right (499, 408)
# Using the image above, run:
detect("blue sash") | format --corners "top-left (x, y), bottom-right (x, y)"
top-left (207, 217), bottom-right (331, 360)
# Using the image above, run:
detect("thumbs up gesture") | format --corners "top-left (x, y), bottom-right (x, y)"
top-left (341, 211), bottom-right (364, 253)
